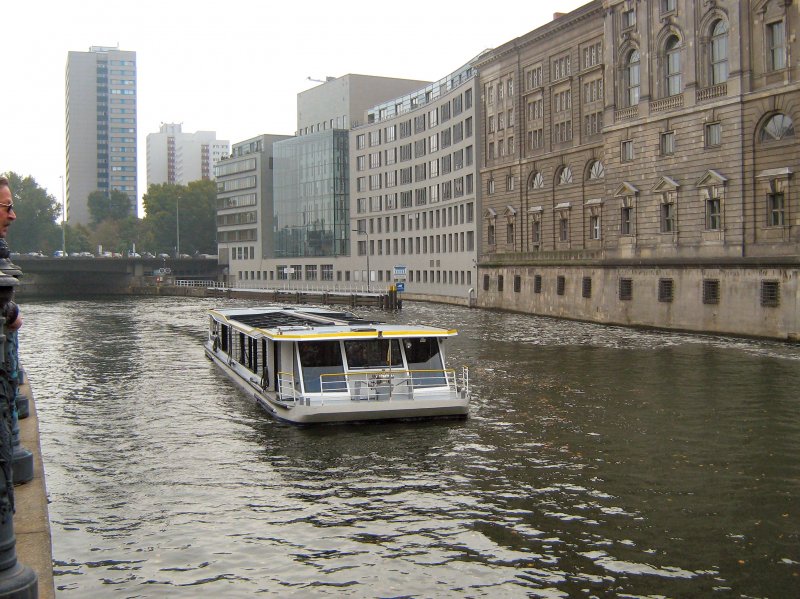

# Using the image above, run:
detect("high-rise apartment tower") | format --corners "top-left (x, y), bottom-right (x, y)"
top-left (65, 46), bottom-right (137, 225)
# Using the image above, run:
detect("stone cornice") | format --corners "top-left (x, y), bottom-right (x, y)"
top-left (475, 1), bottom-right (604, 69)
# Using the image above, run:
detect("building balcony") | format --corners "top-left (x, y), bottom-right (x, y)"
top-left (697, 83), bottom-right (727, 102)
top-left (650, 94), bottom-right (684, 113)
top-left (614, 105), bottom-right (639, 122)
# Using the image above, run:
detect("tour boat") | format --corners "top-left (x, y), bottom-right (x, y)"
top-left (204, 306), bottom-right (470, 424)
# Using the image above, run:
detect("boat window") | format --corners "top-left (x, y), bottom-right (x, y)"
top-left (344, 339), bottom-right (403, 369)
top-left (221, 324), bottom-right (229, 352)
top-left (404, 338), bottom-right (446, 386)
top-left (298, 341), bottom-right (345, 393)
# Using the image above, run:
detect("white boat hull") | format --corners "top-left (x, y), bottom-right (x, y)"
top-left (205, 344), bottom-right (469, 424)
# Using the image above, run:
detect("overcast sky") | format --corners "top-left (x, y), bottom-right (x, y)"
top-left (2, 0), bottom-right (587, 217)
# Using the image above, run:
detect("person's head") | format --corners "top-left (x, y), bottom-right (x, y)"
top-left (0, 176), bottom-right (16, 238)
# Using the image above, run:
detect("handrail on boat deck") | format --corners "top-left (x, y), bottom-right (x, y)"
top-left (277, 367), bottom-right (470, 405)
top-left (318, 368), bottom-right (464, 402)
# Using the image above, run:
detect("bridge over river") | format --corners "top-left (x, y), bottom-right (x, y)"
top-left (9, 255), bottom-right (222, 296)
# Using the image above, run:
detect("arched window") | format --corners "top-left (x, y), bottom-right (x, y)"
top-left (665, 35), bottom-right (681, 96)
top-left (558, 166), bottom-right (573, 185)
top-left (625, 49), bottom-right (640, 106)
top-left (710, 20), bottom-right (729, 84)
top-left (529, 171), bottom-right (544, 190)
top-left (760, 113), bottom-right (795, 142)
top-left (589, 160), bottom-right (605, 180)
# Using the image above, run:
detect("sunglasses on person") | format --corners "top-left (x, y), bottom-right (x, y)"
top-left (0, 202), bottom-right (14, 213)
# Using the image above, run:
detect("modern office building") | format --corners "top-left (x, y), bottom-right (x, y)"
top-left (477, 0), bottom-right (799, 340)
top-left (146, 123), bottom-right (229, 187)
top-left (215, 134), bottom-right (291, 283)
top-left (65, 45), bottom-right (137, 225)
top-left (218, 74), bottom-right (432, 285)
top-left (297, 74), bottom-right (429, 135)
top-left (349, 61), bottom-right (482, 301)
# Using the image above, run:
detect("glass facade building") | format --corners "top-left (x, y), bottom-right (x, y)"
top-left (273, 130), bottom-right (350, 258)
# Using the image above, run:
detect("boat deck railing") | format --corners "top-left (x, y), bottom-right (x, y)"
top-left (276, 367), bottom-right (470, 405)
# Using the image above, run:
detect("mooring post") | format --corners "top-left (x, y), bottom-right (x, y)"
top-left (0, 268), bottom-right (37, 598)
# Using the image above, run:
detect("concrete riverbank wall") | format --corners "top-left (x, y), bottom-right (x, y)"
top-left (16, 375), bottom-right (55, 598)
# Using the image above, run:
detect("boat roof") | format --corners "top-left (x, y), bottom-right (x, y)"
top-left (209, 306), bottom-right (458, 340)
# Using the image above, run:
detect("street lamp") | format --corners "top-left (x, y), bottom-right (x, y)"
top-left (175, 196), bottom-right (181, 258)
top-left (352, 229), bottom-right (370, 292)
top-left (59, 175), bottom-right (66, 256)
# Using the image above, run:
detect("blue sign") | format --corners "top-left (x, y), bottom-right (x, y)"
top-left (396, 282), bottom-right (405, 292)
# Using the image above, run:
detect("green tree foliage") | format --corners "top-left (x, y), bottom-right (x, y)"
top-left (87, 189), bottom-right (132, 225)
top-left (64, 224), bottom-right (93, 253)
top-left (3, 172), bottom-right (62, 254)
top-left (142, 181), bottom-right (217, 255)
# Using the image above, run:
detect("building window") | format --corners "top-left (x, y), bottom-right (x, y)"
top-left (619, 278), bottom-right (633, 301)
top-left (761, 280), bottom-right (780, 307)
top-left (534, 274), bottom-right (542, 293)
top-left (506, 222), bottom-right (514, 244)
top-left (621, 205), bottom-right (633, 235)
top-left (710, 20), bottom-right (729, 84)
top-left (558, 167), bottom-right (573, 185)
top-left (703, 279), bottom-right (720, 304)
top-left (658, 278), bottom-right (674, 302)
top-left (665, 35), bottom-right (682, 96)
top-left (498, 275), bottom-right (504, 292)
top-left (621, 140), bottom-right (633, 162)
top-left (590, 214), bottom-right (601, 240)
top-left (768, 191), bottom-right (785, 226)
top-left (661, 131), bottom-right (675, 155)
top-left (662, 0), bottom-right (676, 13)
top-left (706, 194), bottom-right (721, 230)
top-left (483, 274), bottom-right (490, 291)
top-left (531, 219), bottom-right (541, 245)
top-left (705, 122), bottom-right (721, 147)
top-left (514, 275), bottom-right (521, 293)
top-left (559, 216), bottom-right (569, 241)
top-left (661, 200), bottom-right (676, 233)
top-left (557, 275), bottom-right (566, 296)
top-left (760, 113), bottom-right (795, 142)
top-left (589, 160), bottom-right (605, 180)
top-left (529, 171), bottom-right (544, 190)
top-left (623, 9), bottom-right (636, 29)
top-left (488, 222), bottom-right (496, 246)
top-left (767, 21), bottom-right (786, 71)
top-left (582, 277), bottom-right (592, 298)
top-left (625, 49), bottom-right (640, 106)
top-left (487, 179), bottom-right (495, 194)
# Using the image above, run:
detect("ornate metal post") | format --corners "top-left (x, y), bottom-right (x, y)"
top-left (0, 243), bottom-right (32, 486)
top-left (0, 269), bottom-right (37, 598)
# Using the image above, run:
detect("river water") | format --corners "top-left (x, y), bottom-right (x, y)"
top-left (17, 295), bottom-right (800, 598)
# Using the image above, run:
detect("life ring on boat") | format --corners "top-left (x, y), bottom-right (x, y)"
top-left (212, 334), bottom-right (219, 352)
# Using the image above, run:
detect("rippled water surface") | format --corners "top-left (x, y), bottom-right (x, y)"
top-left (18, 296), bottom-right (800, 597)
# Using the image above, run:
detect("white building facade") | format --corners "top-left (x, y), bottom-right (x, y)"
top-left (146, 123), bottom-right (229, 187)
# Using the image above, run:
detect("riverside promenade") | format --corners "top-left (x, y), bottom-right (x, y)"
top-left (15, 375), bottom-right (55, 598)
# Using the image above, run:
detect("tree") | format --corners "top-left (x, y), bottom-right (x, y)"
top-left (87, 189), bottom-right (132, 226)
top-left (142, 181), bottom-right (217, 255)
top-left (3, 172), bottom-right (61, 254)
top-left (64, 223), bottom-right (92, 253)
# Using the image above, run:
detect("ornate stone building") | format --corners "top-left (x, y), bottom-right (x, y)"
top-left (477, 0), bottom-right (799, 340)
